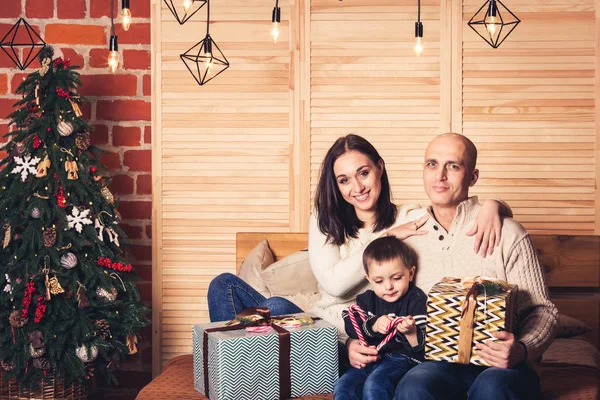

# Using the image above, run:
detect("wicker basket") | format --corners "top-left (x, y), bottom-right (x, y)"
top-left (0, 369), bottom-right (87, 400)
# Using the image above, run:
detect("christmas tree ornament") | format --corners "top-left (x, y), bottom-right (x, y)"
top-left (77, 284), bottom-right (90, 308)
top-left (93, 174), bottom-right (103, 182)
top-left (30, 207), bottom-right (41, 218)
top-left (101, 186), bottom-right (115, 204)
top-left (33, 357), bottom-right (52, 370)
top-left (29, 330), bottom-right (44, 349)
top-left (16, 142), bottom-right (25, 154)
top-left (11, 155), bottom-right (41, 181)
top-left (96, 286), bottom-right (118, 302)
top-left (106, 227), bottom-right (120, 246)
top-left (126, 333), bottom-right (138, 354)
top-left (56, 186), bottom-right (67, 208)
top-left (39, 57), bottom-right (51, 76)
top-left (69, 99), bottom-right (83, 117)
top-left (94, 319), bottom-right (111, 339)
top-left (29, 343), bottom-right (45, 358)
top-left (34, 294), bottom-right (47, 322)
top-left (1, 360), bottom-right (15, 371)
top-left (65, 160), bottom-right (78, 180)
top-left (47, 274), bottom-right (65, 295)
top-left (3, 224), bottom-right (11, 248)
top-left (76, 344), bottom-right (98, 362)
top-left (67, 207), bottom-right (92, 233)
top-left (32, 135), bottom-right (41, 149)
top-left (60, 252), bottom-right (78, 269)
top-left (36, 156), bottom-right (51, 177)
top-left (3, 274), bottom-right (14, 300)
top-left (75, 131), bottom-right (91, 151)
top-left (34, 83), bottom-right (40, 106)
top-left (57, 120), bottom-right (74, 137)
top-left (20, 282), bottom-right (35, 318)
top-left (42, 226), bottom-right (57, 247)
top-left (9, 310), bottom-right (27, 327)
top-left (90, 166), bottom-right (97, 174)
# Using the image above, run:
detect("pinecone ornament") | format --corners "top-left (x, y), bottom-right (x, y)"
top-left (94, 319), bottom-right (110, 339)
top-left (29, 343), bottom-right (45, 358)
top-left (9, 310), bottom-right (27, 327)
top-left (43, 226), bottom-right (57, 247)
top-left (1, 360), bottom-right (15, 371)
top-left (75, 131), bottom-right (91, 151)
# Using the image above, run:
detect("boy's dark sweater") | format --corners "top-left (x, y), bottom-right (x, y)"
top-left (342, 285), bottom-right (427, 360)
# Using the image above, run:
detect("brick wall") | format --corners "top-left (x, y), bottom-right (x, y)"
top-left (0, 0), bottom-right (152, 398)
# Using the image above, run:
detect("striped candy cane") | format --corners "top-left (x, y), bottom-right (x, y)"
top-left (347, 304), bottom-right (405, 351)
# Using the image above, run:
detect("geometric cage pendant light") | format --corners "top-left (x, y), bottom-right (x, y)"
top-left (467, 0), bottom-right (520, 49)
top-left (180, 0), bottom-right (229, 85)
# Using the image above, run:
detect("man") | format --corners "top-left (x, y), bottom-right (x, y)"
top-left (384, 133), bottom-right (557, 399)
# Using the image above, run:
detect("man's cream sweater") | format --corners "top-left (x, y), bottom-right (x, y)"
top-left (401, 196), bottom-right (558, 362)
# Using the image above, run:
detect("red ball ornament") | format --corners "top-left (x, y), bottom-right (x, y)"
top-left (47, 128), bottom-right (51, 132)
top-left (90, 166), bottom-right (97, 174)
top-left (33, 135), bottom-right (41, 149)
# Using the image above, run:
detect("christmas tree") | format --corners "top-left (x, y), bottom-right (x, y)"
top-left (0, 46), bottom-right (148, 388)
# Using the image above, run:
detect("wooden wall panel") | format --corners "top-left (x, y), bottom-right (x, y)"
top-left (459, 0), bottom-right (597, 234)
top-left (309, 0), bottom-right (447, 207)
top-left (154, 0), bottom-right (297, 368)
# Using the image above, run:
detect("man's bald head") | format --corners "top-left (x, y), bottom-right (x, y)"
top-left (427, 133), bottom-right (478, 174)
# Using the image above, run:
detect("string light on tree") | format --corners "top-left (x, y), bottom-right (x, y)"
top-left (121, 0), bottom-right (132, 31)
top-left (271, 0), bottom-right (281, 44)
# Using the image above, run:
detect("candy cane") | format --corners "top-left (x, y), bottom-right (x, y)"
top-left (347, 304), bottom-right (405, 351)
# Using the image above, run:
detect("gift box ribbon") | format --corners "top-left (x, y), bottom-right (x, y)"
top-left (439, 276), bottom-right (510, 364)
top-left (202, 307), bottom-right (319, 399)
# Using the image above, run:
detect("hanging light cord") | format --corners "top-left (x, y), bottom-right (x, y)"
top-left (110, 0), bottom-right (115, 35)
top-left (417, 0), bottom-right (420, 23)
top-left (206, 0), bottom-right (211, 35)
top-left (275, 0), bottom-right (279, 9)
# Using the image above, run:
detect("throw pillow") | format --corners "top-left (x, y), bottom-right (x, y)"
top-left (260, 250), bottom-right (319, 296)
top-left (555, 314), bottom-right (592, 338)
top-left (237, 239), bottom-right (274, 297)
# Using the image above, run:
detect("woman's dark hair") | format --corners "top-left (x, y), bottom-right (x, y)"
top-left (314, 134), bottom-right (397, 245)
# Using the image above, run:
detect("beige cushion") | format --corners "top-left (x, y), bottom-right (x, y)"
top-left (237, 239), bottom-right (274, 297)
top-left (260, 250), bottom-right (319, 296)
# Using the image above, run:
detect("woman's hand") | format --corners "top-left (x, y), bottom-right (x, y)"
top-left (347, 338), bottom-right (378, 369)
top-left (466, 199), bottom-right (503, 257)
top-left (385, 214), bottom-right (429, 240)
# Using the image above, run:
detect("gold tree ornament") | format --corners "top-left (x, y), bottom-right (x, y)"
top-left (69, 99), bottom-right (83, 117)
top-left (39, 57), bottom-right (51, 76)
top-left (48, 274), bottom-right (65, 295)
top-left (3, 224), bottom-right (11, 249)
top-left (34, 83), bottom-right (40, 106)
top-left (101, 186), bottom-right (114, 204)
top-left (36, 156), bottom-right (51, 177)
top-left (77, 284), bottom-right (90, 308)
top-left (126, 333), bottom-right (138, 354)
top-left (65, 160), bottom-right (79, 180)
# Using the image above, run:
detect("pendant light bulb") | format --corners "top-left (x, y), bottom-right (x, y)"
top-left (485, 0), bottom-right (498, 36)
top-left (414, 21), bottom-right (424, 57)
top-left (108, 36), bottom-right (119, 73)
top-left (121, 0), bottom-right (131, 31)
top-left (183, 0), bottom-right (193, 12)
top-left (271, 7), bottom-right (281, 44)
top-left (203, 39), bottom-right (213, 72)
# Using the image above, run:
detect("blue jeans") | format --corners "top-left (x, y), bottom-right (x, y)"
top-left (207, 273), bottom-right (303, 322)
top-left (334, 353), bottom-right (417, 400)
top-left (394, 361), bottom-right (540, 400)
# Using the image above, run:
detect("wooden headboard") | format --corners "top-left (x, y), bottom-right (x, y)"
top-left (236, 233), bottom-right (600, 347)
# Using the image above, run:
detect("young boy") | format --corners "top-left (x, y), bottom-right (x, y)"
top-left (334, 235), bottom-right (427, 400)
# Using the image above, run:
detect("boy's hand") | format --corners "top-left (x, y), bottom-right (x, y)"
top-left (373, 316), bottom-right (393, 334)
top-left (396, 316), bottom-right (416, 334)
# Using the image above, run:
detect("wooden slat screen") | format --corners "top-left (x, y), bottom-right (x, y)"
top-left (155, 0), bottom-right (295, 368)
top-left (459, 0), bottom-right (597, 234)
top-left (310, 0), bottom-right (446, 207)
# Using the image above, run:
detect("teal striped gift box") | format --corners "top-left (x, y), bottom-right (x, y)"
top-left (193, 315), bottom-right (338, 400)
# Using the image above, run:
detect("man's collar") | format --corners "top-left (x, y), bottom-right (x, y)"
top-left (426, 196), bottom-right (480, 229)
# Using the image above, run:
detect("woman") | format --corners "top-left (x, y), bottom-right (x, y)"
top-left (207, 134), bottom-right (507, 359)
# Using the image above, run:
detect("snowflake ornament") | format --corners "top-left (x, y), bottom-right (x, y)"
top-left (67, 207), bottom-right (93, 233)
top-left (11, 155), bottom-right (41, 182)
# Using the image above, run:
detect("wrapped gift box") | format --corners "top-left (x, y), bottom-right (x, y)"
top-left (193, 314), bottom-right (338, 400)
top-left (425, 277), bottom-right (518, 366)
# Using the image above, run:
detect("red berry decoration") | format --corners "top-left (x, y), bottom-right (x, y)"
top-left (90, 166), bottom-right (97, 174)
top-left (33, 135), bottom-right (41, 149)
top-left (34, 296), bottom-right (47, 323)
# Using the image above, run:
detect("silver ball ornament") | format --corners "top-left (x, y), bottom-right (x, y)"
top-left (60, 252), bottom-right (78, 269)
top-left (57, 120), bottom-right (74, 137)
top-left (75, 344), bottom-right (98, 362)
top-left (31, 207), bottom-right (41, 219)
